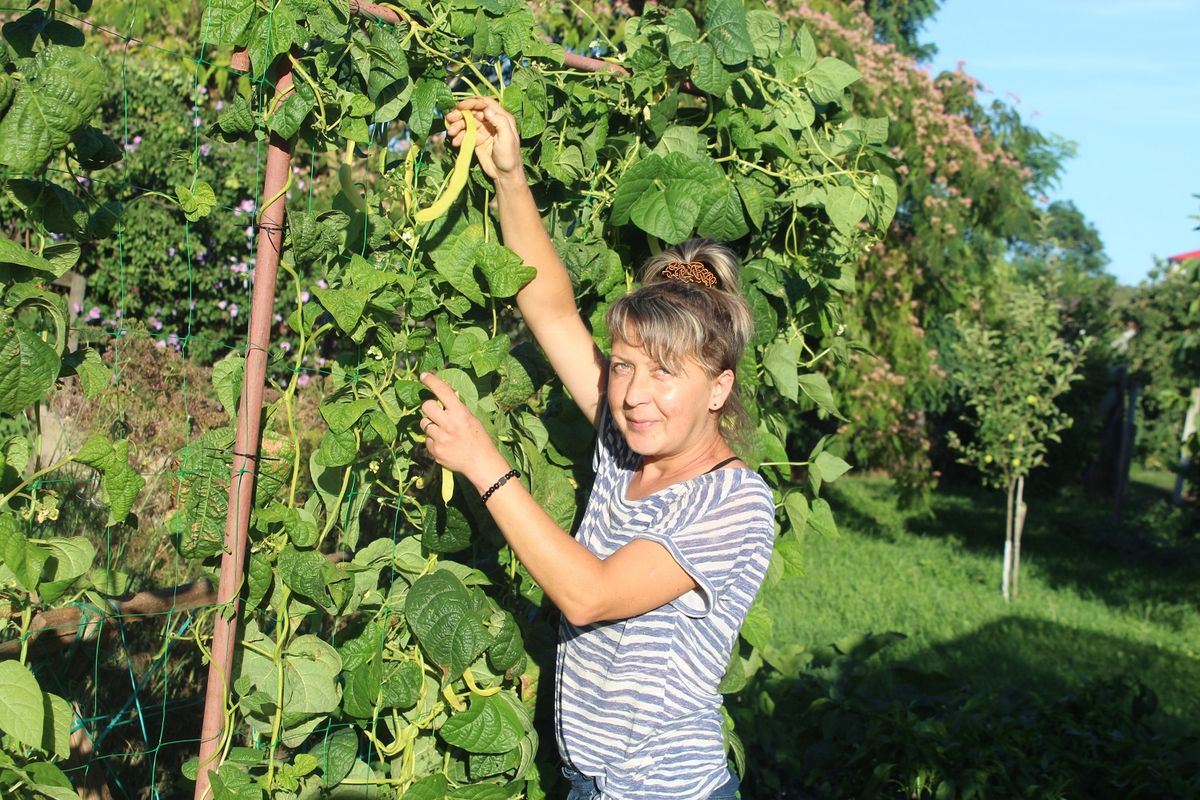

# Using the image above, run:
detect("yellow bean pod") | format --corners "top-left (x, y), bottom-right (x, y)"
top-left (441, 682), bottom-right (467, 712)
top-left (413, 111), bottom-right (476, 223)
top-left (441, 466), bottom-right (455, 505)
top-left (401, 141), bottom-right (419, 212)
top-left (338, 144), bottom-right (368, 213)
top-left (463, 670), bottom-right (502, 697)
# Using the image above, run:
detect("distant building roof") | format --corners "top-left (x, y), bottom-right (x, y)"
top-left (1168, 249), bottom-right (1200, 263)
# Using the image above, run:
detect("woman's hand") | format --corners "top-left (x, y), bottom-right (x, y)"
top-left (445, 97), bottom-right (523, 183)
top-left (419, 371), bottom-right (511, 491)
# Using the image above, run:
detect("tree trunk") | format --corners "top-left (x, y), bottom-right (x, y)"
top-left (1115, 379), bottom-right (1141, 517)
top-left (1174, 387), bottom-right (1200, 505)
top-left (1012, 476), bottom-right (1027, 599)
top-left (1002, 477), bottom-right (1015, 601)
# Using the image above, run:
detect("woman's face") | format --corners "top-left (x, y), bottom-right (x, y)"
top-left (606, 337), bottom-right (733, 462)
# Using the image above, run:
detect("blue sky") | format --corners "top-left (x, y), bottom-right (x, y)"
top-left (924, 0), bottom-right (1200, 285)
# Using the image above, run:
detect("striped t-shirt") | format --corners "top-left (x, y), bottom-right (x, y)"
top-left (555, 405), bottom-right (776, 799)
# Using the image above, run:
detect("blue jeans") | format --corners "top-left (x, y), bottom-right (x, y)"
top-left (563, 765), bottom-right (740, 799)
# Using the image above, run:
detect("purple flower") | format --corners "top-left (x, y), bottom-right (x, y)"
top-left (218, 300), bottom-right (228, 310)
top-left (317, 279), bottom-right (328, 289)
top-left (87, 307), bottom-right (101, 320)
top-left (72, 303), bottom-right (82, 314)
top-left (300, 291), bottom-right (311, 303)
top-left (229, 304), bottom-right (239, 318)
top-left (199, 143), bottom-right (211, 157)
top-left (297, 373), bottom-right (311, 386)
top-left (168, 247), bottom-right (176, 257)
top-left (149, 316), bottom-right (163, 331)
top-left (237, 199), bottom-right (256, 214)
top-left (280, 341), bottom-right (291, 352)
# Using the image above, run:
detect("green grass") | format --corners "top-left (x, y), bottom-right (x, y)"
top-left (763, 472), bottom-right (1200, 732)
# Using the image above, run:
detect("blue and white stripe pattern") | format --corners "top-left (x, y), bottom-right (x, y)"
top-left (555, 406), bottom-right (776, 799)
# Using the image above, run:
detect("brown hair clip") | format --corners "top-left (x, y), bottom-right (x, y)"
top-left (663, 260), bottom-right (718, 288)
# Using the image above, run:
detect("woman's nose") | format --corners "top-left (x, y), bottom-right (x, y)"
top-left (623, 370), bottom-right (651, 405)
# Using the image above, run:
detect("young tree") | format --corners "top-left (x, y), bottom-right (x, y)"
top-left (945, 279), bottom-right (1089, 600)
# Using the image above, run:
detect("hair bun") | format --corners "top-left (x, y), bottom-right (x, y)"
top-left (642, 238), bottom-right (743, 295)
top-left (662, 260), bottom-right (718, 288)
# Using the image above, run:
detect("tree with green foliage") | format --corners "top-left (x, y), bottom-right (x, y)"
top-left (945, 279), bottom-right (1089, 600)
top-left (1010, 200), bottom-right (1119, 490)
top-left (861, 0), bottom-right (941, 59)
top-left (1123, 250), bottom-right (1200, 500)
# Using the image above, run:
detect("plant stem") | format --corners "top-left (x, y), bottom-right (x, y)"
top-left (265, 586), bottom-right (291, 789)
top-left (1, 454), bottom-right (75, 508)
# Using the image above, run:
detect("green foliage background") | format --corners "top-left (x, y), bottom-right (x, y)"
top-left (0, 0), bottom-right (1194, 798)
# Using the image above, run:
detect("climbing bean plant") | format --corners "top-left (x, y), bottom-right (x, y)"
top-left (180, 0), bottom-right (895, 796)
top-left (0, 5), bottom-right (149, 796)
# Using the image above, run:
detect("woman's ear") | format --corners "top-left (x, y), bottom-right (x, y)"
top-left (709, 369), bottom-right (735, 411)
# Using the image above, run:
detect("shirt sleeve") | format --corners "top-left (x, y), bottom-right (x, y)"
top-left (632, 474), bottom-right (776, 619)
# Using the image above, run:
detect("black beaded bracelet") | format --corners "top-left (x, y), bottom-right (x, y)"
top-left (480, 468), bottom-right (520, 505)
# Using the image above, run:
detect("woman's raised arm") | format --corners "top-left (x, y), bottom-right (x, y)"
top-left (445, 97), bottom-right (605, 425)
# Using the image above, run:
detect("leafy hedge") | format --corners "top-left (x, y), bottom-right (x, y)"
top-left (736, 635), bottom-right (1200, 799)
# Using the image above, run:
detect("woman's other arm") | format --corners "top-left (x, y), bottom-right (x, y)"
top-left (445, 97), bottom-right (604, 425)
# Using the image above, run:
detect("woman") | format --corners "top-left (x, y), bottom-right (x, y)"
top-left (418, 97), bottom-right (775, 800)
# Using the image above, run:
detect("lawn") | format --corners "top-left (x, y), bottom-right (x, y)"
top-left (762, 471), bottom-right (1200, 730)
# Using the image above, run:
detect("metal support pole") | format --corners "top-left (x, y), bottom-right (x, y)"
top-left (193, 56), bottom-right (295, 800)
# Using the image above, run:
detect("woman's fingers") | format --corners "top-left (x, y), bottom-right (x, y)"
top-left (420, 398), bottom-right (447, 426)
top-left (455, 96), bottom-right (503, 114)
top-left (418, 372), bottom-right (502, 482)
top-left (420, 371), bottom-right (464, 412)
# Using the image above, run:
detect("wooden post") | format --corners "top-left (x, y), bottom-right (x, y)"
top-left (52, 270), bottom-right (86, 351)
top-left (193, 55), bottom-right (295, 800)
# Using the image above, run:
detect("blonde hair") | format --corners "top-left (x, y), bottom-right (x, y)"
top-left (606, 238), bottom-right (755, 440)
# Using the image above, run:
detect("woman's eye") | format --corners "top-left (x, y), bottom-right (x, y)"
top-left (610, 361), bottom-right (630, 374)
